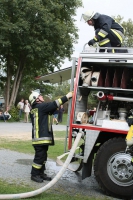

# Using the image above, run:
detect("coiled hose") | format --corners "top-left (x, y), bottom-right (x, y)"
top-left (0, 131), bottom-right (83, 199)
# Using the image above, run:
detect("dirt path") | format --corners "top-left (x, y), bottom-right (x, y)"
top-left (0, 122), bottom-right (66, 140)
top-left (0, 132), bottom-right (31, 140)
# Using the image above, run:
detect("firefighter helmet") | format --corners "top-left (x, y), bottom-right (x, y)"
top-left (82, 10), bottom-right (96, 22)
top-left (29, 89), bottom-right (41, 105)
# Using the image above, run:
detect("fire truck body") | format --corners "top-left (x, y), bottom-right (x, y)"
top-left (68, 46), bottom-right (133, 199)
top-left (37, 45), bottom-right (133, 199)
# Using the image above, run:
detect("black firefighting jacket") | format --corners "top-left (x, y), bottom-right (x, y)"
top-left (30, 96), bottom-right (68, 146)
top-left (93, 14), bottom-right (124, 42)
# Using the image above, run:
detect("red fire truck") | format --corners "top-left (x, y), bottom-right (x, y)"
top-left (37, 45), bottom-right (133, 199)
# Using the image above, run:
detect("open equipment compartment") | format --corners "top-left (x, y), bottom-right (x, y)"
top-left (68, 46), bottom-right (133, 199)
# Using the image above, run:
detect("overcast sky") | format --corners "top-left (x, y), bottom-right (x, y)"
top-left (61, 0), bottom-right (133, 69)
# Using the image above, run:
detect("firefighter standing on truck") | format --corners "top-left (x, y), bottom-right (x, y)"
top-left (29, 89), bottom-right (73, 183)
top-left (81, 10), bottom-right (125, 52)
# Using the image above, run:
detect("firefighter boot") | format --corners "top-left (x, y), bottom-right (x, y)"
top-left (31, 175), bottom-right (43, 183)
top-left (40, 173), bottom-right (52, 181)
top-left (40, 163), bottom-right (52, 181)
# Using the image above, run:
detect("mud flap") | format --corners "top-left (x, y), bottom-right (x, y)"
top-left (83, 130), bottom-right (100, 163)
top-left (81, 130), bottom-right (100, 179)
top-left (82, 150), bottom-right (94, 180)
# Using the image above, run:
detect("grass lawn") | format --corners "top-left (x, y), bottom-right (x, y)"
top-left (57, 113), bottom-right (68, 125)
top-left (0, 131), bottom-right (69, 159)
top-left (0, 129), bottom-right (84, 160)
top-left (0, 167), bottom-right (110, 200)
top-left (0, 180), bottom-right (109, 200)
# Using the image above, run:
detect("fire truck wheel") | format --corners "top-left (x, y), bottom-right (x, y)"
top-left (94, 137), bottom-right (133, 199)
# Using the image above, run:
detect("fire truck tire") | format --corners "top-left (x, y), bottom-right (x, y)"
top-left (94, 137), bottom-right (133, 199)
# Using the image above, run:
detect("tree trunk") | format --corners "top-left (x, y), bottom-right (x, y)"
top-left (12, 65), bottom-right (25, 105)
top-left (9, 57), bottom-right (25, 107)
top-left (5, 54), bottom-right (13, 109)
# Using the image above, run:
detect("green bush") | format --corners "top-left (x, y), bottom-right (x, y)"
top-left (10, 105), bottom-right (19, 121)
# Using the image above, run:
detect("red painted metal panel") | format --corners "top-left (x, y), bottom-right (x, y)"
top-left (68, 57), bottom-right (82, 149)
top-left (68, 122), bottom-right (127, 150)
top-left (71, 124), bottom-right (127, 134)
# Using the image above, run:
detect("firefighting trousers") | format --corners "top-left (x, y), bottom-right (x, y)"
top-left (95, 28), bottom-right (124, 52)
top-left (31, 145), bottom-right (48, 176)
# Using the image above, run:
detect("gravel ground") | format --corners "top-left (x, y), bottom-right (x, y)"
top-left (0, 122), bottom-right (121, 199)
top-left (0, 148), bottom-right (120, 200)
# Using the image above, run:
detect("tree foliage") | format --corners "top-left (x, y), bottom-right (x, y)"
top-left (113, 15), bottom-right (133, 47)
top-left (51, 81), bottom-right (71, 100)
top-left (0, 0), bottom-right (82, 107)
top-left (50, 81), bottom-right (71, 112)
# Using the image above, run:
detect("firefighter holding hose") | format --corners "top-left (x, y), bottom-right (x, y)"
top-left (29, 89), bottom-right (73, 183)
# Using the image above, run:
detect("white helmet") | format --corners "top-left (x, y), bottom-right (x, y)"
top-left (29, 89), bottom-right (40, 105)
top-left (82, 10), bottom-right (96, 22)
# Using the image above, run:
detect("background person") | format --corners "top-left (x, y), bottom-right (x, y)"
top-left (0, 110), bottom-right (6, 121)
top-left (23, 100), bottom-right (31, 123)
top-left (29, 89), bottom-right (73, 183)
top-left (53, 108), bottom-right (59, 125)
top-left (4, 106), bottom-right (11, 120)
top-left (17, 98), bottom-right (24, 119)
top-left (81, 10), bottom-right (125, 52)
top-left (58, 105), bottom-right (65, 123)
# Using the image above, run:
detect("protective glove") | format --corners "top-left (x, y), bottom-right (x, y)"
top-left (88, 39), bottom-right (95, 46)
top-left (127, 116), bottom-right (133, 127)
top-left (66, 91), bottom-right (73, 99)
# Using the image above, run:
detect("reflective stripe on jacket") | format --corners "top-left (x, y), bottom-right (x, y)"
top-left (30, 96), bottom-right (68, 146)
top-left (93, 14), bottom-right (124, 42)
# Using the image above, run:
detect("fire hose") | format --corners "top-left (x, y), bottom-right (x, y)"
top-left (0, 131), bottom-right (83, 199)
